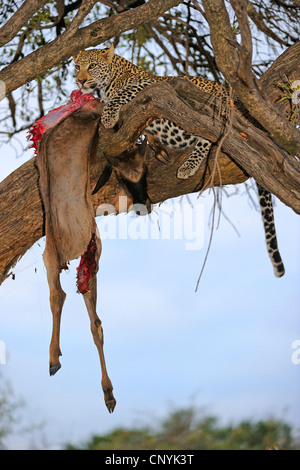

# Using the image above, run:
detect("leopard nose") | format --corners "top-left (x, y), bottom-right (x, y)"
top-left (78, 79), bottom-right (87, 86)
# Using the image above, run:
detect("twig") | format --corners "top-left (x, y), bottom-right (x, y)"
top-left (195, 186), bottom-right (216, 292)
top-left (190, 0), bottom-right (206, 19)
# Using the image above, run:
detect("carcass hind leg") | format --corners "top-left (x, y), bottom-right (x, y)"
top-left (83, 275), bottom-right (116, 413)
top-left (45, 262), bottom-right (66, 376)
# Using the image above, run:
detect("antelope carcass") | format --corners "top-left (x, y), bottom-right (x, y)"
top-left (34, 93), bottom-right (116, 412)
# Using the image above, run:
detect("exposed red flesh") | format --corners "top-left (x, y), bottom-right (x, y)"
top-left (76, 234), bottom-right (98, 294)
top-left (28, 90), bottom-right (100, 154)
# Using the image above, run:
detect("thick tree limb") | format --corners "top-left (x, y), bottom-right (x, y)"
top-left (0, 0), bottom-right (182, 95)
top-left (94, 80), bottom-right (300, 211)
top-left (230, 0), bottom-right (254, 88)
top-left (259, 40), bottom-right (300, 100)
top-left (202, 0), bottom-right (300, 156)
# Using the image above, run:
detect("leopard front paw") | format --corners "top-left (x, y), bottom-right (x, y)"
top-left (101, 106), bottom-right (120, 129)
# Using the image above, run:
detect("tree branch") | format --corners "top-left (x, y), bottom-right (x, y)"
top-left (0, 0), bottom-right (49, 47)
top-left (201, 0), bottom-right (300, 156)
top-left (247, 3), bottom-right (290, 47)
top-left (230, 0), bottom-right (254, 88)
top-left (97, 80), bottom-right (300, 210)
top-left (63, 0), bottom-right (99, 37)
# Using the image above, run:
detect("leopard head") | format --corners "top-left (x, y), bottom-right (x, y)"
top-left (73, 44), bottom-right (115, 94)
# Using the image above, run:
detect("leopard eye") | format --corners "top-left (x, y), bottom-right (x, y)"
top-left (88, 63), bottom-right (97, 70)
top-left (74, 64), bottom-right (80, 72)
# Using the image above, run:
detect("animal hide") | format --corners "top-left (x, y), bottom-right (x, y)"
top-left (33, 92), bottom-right (116, 412)
top-left (36, 101), bottom-right (101, 265)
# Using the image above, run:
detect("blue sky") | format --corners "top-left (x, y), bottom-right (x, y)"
top-left (0, 139), bottom-right (299, 449)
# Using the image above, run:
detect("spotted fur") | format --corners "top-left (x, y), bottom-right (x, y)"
top-left (74, 45), bottom-right (285, 277)
top-left (74, 45), bottom-right (226, 179)
top-left (257, 185), bottom-right (285, 277)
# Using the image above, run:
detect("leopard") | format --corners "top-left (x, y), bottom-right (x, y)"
top-left (73, 45), bottom-right (285, 278)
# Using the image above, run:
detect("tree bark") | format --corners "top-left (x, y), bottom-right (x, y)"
top-left (0, 0), bottom-right (49, 47)
top-left (202, 0), bottom-right (300, 156)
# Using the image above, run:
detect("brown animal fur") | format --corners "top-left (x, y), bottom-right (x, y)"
top-left (36, 100), bottom-right (116, 413)
top-left (93, 139), bottom-right (151, 213)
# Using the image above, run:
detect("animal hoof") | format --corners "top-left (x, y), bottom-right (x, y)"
top-left (106, 398), bottom-right (117, 414)
top-left (104, 388), bottom-right (116, 413)
top-left (49, 363), bottom-right (61, 376)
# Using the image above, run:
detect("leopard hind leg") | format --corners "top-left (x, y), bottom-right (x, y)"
top-left (177, 137), bottom-right (212, 179)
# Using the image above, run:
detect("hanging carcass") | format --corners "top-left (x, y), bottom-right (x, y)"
top-left (31, 91), bottom-right (116, 413)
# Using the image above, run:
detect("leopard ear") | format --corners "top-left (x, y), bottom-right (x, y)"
top-left (101, 44), bottom-right (115, 63)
